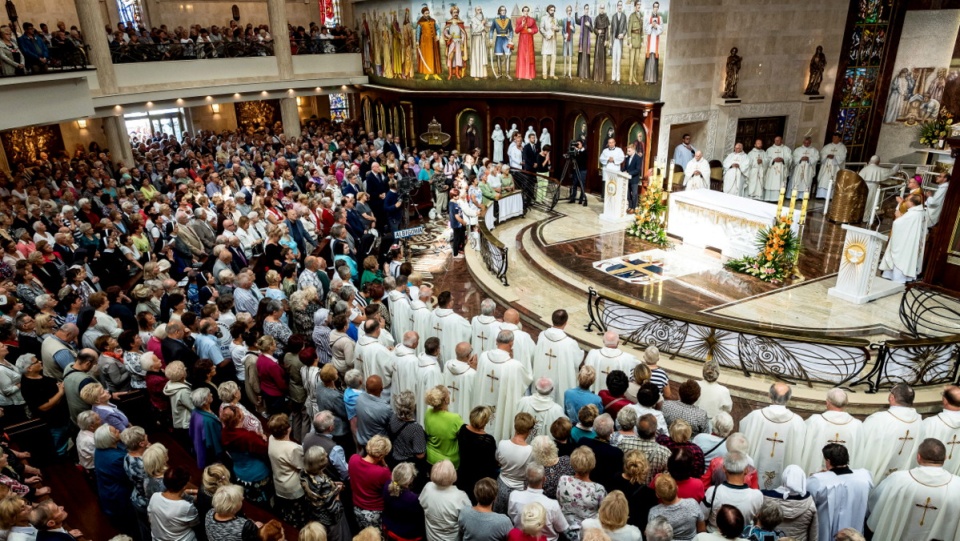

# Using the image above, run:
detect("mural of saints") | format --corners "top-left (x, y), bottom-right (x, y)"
top-left (402, 9), bottom-right (416, 79)
top-left (515, 6), bottom-right (539, 80)
top-left (470, 7), bottom-right (489, 78)
top-left (444, 6), bottom-right (468, 79)
top-left (416, 5), bottom-right (443, 79)
top-left (379, 12), bottom-right (394, 78)
top-left (490, 6), bottom-right (514, 79)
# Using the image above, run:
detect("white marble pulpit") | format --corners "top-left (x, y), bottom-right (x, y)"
top-left (599, 169), bottom-right (632, 224)
top-left (827, 225), bottom-right (904, 304)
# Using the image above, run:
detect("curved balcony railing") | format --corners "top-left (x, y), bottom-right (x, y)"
top-left (509, 168), bottom-right (563, 213)
top-left (110, 40), bottom-right (275, 63)
top-left (478, 203), bottom-right (509, 286)
top-left (900, 283), bottom-right (960, 338)
top-left (0, 43), bottom-right (90, 78)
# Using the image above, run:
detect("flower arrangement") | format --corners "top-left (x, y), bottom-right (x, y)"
top-left (919, 108), bottom-right (954, 148)
top-left (627, 183), bottom-right (670, 246)
top-left (724, 214), bottom-right (799, 284)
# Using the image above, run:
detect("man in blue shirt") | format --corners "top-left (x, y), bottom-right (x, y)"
top-left (383, 181), bottom-right (404, 233)
top-left (563, 365), bottom-right (604, 420)
top-left (18, 23), bottom-right (50, 73)
top-left (448, 188), bottom-right (467, 259)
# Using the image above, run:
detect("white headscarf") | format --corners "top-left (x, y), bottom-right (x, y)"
top-left (774, 465), bottom-right (807, 499)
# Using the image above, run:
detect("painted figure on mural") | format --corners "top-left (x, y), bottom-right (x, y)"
top-left (804, 45), bottom-right (826, 95)
top-left (560, 5), bottom-right (577, 79)
top-left (489, 5), bottom-right (515, 80)
top-left (379, 12), bottom-right (394, 78)
top-left (402, 9), bottom-right (416, 79)
top-left (610, 1), bottom-right (627, 84)
top-left (391, 11), bottom-right (404, 78)
top-left (540, 5), bottom-right (559, 79)
top-left (416, 5), bottom-right (443, 80)
top-left (469, 7), bottom-right (489, 78)
top-left (644, 1), bottom-right (662, 84)
top-left (372, 12), bottom-right (383, 75)
top-left (592, 3), bottom-right (610, 83)
top-left (575, 3), bottom-right (593, 79)
top-left (516, 6), bottom-right (539, 79)
top-left (463, 116), bottom-right (479, 153)
top-left (361, 12), bottom-right (372, 72)
top-left (928, 67), bottom-right (947, 103)
top-left (444, 5), bottom-right (468, 80)
top-left (626, 0), bottom-right (644, 84)
top-left (883, 68), bottom-right (914, 123)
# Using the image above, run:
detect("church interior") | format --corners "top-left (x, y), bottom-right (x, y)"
top-left (3, 0), bottom-right (960, 539)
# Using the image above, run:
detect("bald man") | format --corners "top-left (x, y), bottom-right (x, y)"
top-left (738, 382), bottom-right (806, 489)
top-left (583, 331), bottom-right (638, 394)
top-left (443, 342), bottom-right (478, 419)
top-left (921, 385), bottom-right (960, 475)
top-left (499, 309), bottom-right (535, 375)
top-left (391, 331), bottom-right (420, 397)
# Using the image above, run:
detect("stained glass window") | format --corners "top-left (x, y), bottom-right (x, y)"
top-left (329, 93), bottom-right (349, 122)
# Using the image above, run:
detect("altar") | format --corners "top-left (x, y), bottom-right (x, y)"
top-left (668, 190), bottom-right (801, 258)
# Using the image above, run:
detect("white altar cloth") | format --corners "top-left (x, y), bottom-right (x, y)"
top-left (485, 192), bottom-right (524, 231)
top-left (668, 190), bottom-right (800, 258)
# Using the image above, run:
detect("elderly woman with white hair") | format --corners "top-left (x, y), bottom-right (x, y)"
top-left (419, 459), bottom-right (471, 541)
top-left (205, 484), bottom-right (261, 541)
top-left (189, 387), bottom-right (223, 469)
top-left (290, 286), bottom-right (321, 335)
top-left (301, 446), bottom-right (352, 541)
top-left (94, 423), bottom-right (137, 532)
top-left (531, 435), bottom-right (574, 500)
top-left (692, 412), bottom-right (736, 463)
top-left (163, 361), bottom-right (195, 448)
top-left (81, 381), bottom-right (130, 431)
top-left (217, 380), bottom-right (264, 436)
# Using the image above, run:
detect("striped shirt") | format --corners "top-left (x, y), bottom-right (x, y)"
top-left (650, 367), bottom-right (669, 391)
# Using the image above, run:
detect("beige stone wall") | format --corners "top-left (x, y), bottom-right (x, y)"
top-left (59, 117), bottom-right (109, 154)
top-left (189, 103), bottom-right (238, 132)
top-left (657, 0), bottom-right (846, 162)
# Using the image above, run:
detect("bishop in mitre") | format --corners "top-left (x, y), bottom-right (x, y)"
top-left (533, 310), bottom-right (584, 408)
top-left (920, 385), bottom-right (960, 475)
top-left (866, 438), bottom-right (960, 541)
top-left (815, 133), bottom-right (847, 199)
top-left (517, 377), bottom-right (566, 440)
top-left (744, 139), bottom-right (767, 200)
top-left (738, 382), bottom-right (807, 489)
top-left (683, 150), bottom-right (712, 191)
top-left (471, 298), bottom-right (502, 354)
top-left (416, 337), bottom-right (445, 426)
top-left (356, 319), bottom-right (395, 400)
top-left (386, 277), bottom-right (412, 337)
top-left (474, 330), bottom-right (533, 441)
top-left (500, 309), bottom-right (535, 375)
top-left (859, 156), bottom-right (891, 223)
top-left (431, 291), bottom-right (473, 364)
top-left (763, 136), bottom-right (793, 201)
top-left (879, 194), bottom-right (927, 284)
top-left (409, 287), bottom-right (434, 354)
top-left (443, 342), bottom-right (478, 420)
top-left (391, 331), bottom-right (420, 397)
top-left (799, 388), bottom-right (862, 475)
top-left (856, 383), bottom-right (922, 484)
top-left (722, 143), bottom-right (751, 196)
top-left (791, 136), bottom-right (820, 194)
top-left (584, 331), bottom-right (638, 394)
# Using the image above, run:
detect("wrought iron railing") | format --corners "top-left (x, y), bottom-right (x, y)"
top-left (110, 40), bottom-right (275, 63)
top-left (0, 43), bottom-right (91, 77)
top-left (900, 283), bottom-right (960, 338)
top-left (854, 334), bottom-right (960, 392)
top-left (510, 169), bottom-right (563, 213)
top-left (478, 203), bottom-right (509, 286)
top-left (291, 38), bottom-right (359, 55)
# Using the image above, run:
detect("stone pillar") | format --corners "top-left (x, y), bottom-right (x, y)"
top-left (103, 115), bottom-right (133, 167)
top-left (267, 0), bottom-right (294, 79)
top-left (74, 0), bottom-right (118, 94)
top-left (280, 98), bottom-right (302, 138)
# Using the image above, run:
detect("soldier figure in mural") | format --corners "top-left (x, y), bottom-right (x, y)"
top-left (626, 0), bottom-right (643, 84)
top-left (643, 1), bottom-right (662, 84)
top-left (416, 5), bottom-right (443, 80)
top-left (560, 5), bottom-right (577, 79)
top-left (515, 6), bottom-right (539, 80)
top-left (575, 3), bottom-right (593, 79)
top-left (469, 7), bottom-right (490, 79)
top-left (444, 6), bottom-right (469, 80)
top-left (592, 3), bottom-right (610, 83)
top-left (489, 5), bottom-right (515, 80)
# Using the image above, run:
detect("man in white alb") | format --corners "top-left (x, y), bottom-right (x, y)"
top-left (807, 443), bottom-right (873, 541)
top-left (722, 143), bottom-right (751, 196)
top-left (409, 287), bottom-right (434, 355)
top-left (385, 277), bottom-right (412, 338)
top-left (355, 319), bottom-right (395, 400)
top-left (532, 310), bottom-right (584, 408)
top-left (856, 383), bottom-right (922, 484)
top-left (517, 377), bottom-right (567, 440)
top-left (684, 150), bottom-right (712, 191)
top-left (791, 136), bottom-right (820, 194)
top-left (415, 337), bottom-right (444, 426)
top-left (500, 308), bottom-right (535, 375)
top-left (799, 388), bottom-right (862, 475)
top-left (430, 290), bottom-right (472, 364)
top-left (859, 155), bottom-right (891, 223)
top-left (879, 194), bottom-right (927, 283)
top-left (583, 330), bottom-right (638, 394)
top-left (867, 438), bottom-right (960, 541)
top-left (926, 170), bottom-right (950, 227)
top-left (816, 133), bottom-right (847, 199)
top-left (599, 137), bottom-right (625, 183)
top-left (474, 330), bottom-right (533, 441)
top-left (391, 331), bottom-right (420, 397)
top-left (443, 342), bottom-right (477, 420)
top-left (921, 385), bottom-right (960, 475)
top-left (471, 298), bottom-right (502, 354)
top-left (738, 382), bottom-right (806, 489)
top-left (763, 136), bottom-right (792, 201)
top-left (744, 139), bottom-right (767, 200)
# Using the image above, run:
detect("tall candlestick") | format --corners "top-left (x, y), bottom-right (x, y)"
top-left (667, 160), bottom-right (675, 192)
top-left (776, 187), bottom-right (786, 217)
top-left (799, 191), bottom-right (810, 225)
top-left (787, 189), bottom-right (798, 220)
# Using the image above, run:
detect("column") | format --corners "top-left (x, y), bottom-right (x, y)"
top-left (280, 98), bottom-right (302, 138)
top-left (267, 0), bottom-right (294, 79)
top-left (74, 0), bottom-right (118, 94)
top-left (103, 115), bottom-right (134, 167)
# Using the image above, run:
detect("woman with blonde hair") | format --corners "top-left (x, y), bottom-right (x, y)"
top-left (581, 491), bottom-right (642, 541)
top-left (301, 446), bottom-right (352, 541)
top-left (382, 462), bottom-right (426, 541)
top-left (348, 434), bottom-right (393, 529)
top-left (204, 484), bottom-right (261, 541)
top-left (557, 446), bottom-right (607, 541)
top-left (609, 450), bottom-right (658, 531)
top-left (298, 522), bottom-right (328, 541)
top-left (531, 435), bottom-right (573, 500)
top-left (419, 459), bottom-right (471, 541)
top-left (456, 405), bottom-right (498, 500)
top-left (495, 412), bottom-right (536, 513)
top-left (195, 463), bottom-right (231, 521)
top-left (142, 442), bottom-right (170, 501)
top-left (217, 380), bottom-right (264, 436)
top-left (81, 381), bottom-right (130, 431)
top-left (510, 501), bottom-right (548, 541)
top-left (647, 474), bottom-right (705, 541)
top-left (424, 385), bottom-right (464, 467)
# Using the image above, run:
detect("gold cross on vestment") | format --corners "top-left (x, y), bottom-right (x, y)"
top-left (602, 365), bottom-right (614, 378)
top-left (917, 497), bottom-right (938, 526)
top-left (947, 435), bottom-right (960, 460)
top-left (827, 433), bottom-right (845, 445)
top-left (898, 430), bottom-right (915, 455)
top-left (477, 331), bottom-right (488, 350)
top-left (767, 432), bottom-right (784, 457)
top-left (434, 322), bottom-right (443, 334)
top-left (487, 370), bottom-right (500, 392)
top-left (447, 382), bottom-right (460, 403)
top-left (545, 349), bottom-right (557, 370)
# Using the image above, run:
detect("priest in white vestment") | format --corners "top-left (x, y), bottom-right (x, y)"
top-left (409, 287), bottom-right (434, 355)
top-left (443, 342), bottom-right (478, 420)
top-left (738, 383), bottom-right (807, 489)
top-left (807, 442), bottom-right (874, 541)
top-left (683, 151), bottom-right (712, 191)
top-left (859, 156), bottom-right (891, 222)
top-left (532, 310), bottom-right (584, 408)
top-left (867, 438), bottom-right (960, 541)
top-left (355, 320), bottom-right (395, 400)
top-left (926, 171), bottom-right (950, 226)
top-left (694, 360), bottom-right (732, 425)
top-left (430, 291), bottom-right (473, 364)
top-left (599, 138), bottom-right (626, 180)
top-left (474, 330), bottom-right (534, 441)
top-left (358, 312), bottom-right (396, 348)
top-left (517, 377), bottom-right (567, 441)
top-left (722, 143), bottom-right (751, 196)
top-left (763, 136), bottom-right (793, 201)
top-left (920, 385), bottom-right (960, 475)
top-left (583, 331), bottom-right (638, 394)
top-left (815, 134), bottom-right (847, 199)
top-left (391, 331), bottom-right (420, 398)
top-left (415, 337), bottom-right (445, 426)
top-left (799, 388), bottom-right (862, 475)
top-left (471, 299), bottom-right (502, 354)
top-left (790, 137), bottom-right (820, 194)
top-left (879, 196), bottom-right (927, 283)
top-left (856, 383), bottom-right (922, 484)
top-left (745, 139), bottom-right (767, 200)
top-left (500, 309), bottom-right (535, 376)
top-left (386, 277), bottom-right (413, 338)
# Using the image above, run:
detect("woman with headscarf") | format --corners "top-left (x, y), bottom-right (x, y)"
top-left (760, 465), bottom-right (817, 541)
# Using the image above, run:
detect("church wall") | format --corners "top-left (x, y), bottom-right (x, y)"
top-left (14, 0), bottom-right (81, 32)
top-left (657, 0), bottom-right (846, 162)
top-left (144, 0), bottom-right (322, 31)
top-left (189, 103), bottom-right (238, 132)
top-left (874, 10), bottom-right (960, 163)
top-left (59, 118), bottom-right (109, 155)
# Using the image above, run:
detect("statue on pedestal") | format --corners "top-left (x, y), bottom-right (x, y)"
top-left (804, 45), bottom-right (826, 95)
top-left (721, 47), bottom-right (741, 99)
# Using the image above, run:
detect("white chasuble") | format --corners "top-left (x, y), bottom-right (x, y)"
top-left (533, 328), bottom-right (584, 408)
top-left (355, 336), bottom-right (395, 390)
top-left (430, 308), bottom-right (473, 365)
top-left (816, 142), bottom-right (847, 198)
top-left (391, 345), bottom-right (420, 398)
top-left (442, 359), bottom-right (477, 420)
top-left (745, 149), bottom-right (767, 199)
top-left (415, 353), bottom-right (444, 426)
top-left (470, 314), bottom-right (502, 353)
top-left (499, 322), bottom-right (536, 375)
top-left (879, 205), bottom-right (927, 280)
top-left (921, 410), bottom-right (960, 475)
top-left (856, 406), bottom-right (922, 484)
top-left (584, 347), bottom-right (638, 393)
top-left (517, 393), bottom-right (566, 441)
top-left (474, 349), bottom-right (533, 441)
top-left (722, 152), bottom-right (751, 196)
top-left (408, 300), bottom-right (433, 355)
top-left (763, 145), bottom-right (792, 200)
top-left (867, 466), bottom-right (960, 541)
top-left (739, 405), bottom-right (807, 489)
top-left (800, 410), bottom-right (863, 475)
top-left (387, 290), bottom-right (413, 337)
top-left (791, 145), bottom-right (820, 193)
top-left (683, 158), bottom-right (712, 191)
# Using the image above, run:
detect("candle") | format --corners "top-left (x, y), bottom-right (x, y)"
top-left (667, 161), bottom-right (674, 192)
top-left (776, 187), bottom-right (786, 217)
top-left (799, 192), bottom-right (809, 225)
top-left (787, 189), bottom-right (798, 219)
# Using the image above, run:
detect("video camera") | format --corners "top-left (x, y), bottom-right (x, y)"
top-left (563, 140), bottom-right (584, 159)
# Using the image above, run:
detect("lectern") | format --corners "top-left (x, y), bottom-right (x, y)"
top-left (599, 168), bottom-right (632, 224)
top-left (827, 225), bottom-right (904, 304)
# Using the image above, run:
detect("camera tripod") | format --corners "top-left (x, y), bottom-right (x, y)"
top-left (559, 152), bottom-right (586, 204)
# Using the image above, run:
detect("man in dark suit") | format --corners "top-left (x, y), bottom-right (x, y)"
top-left (364, 162), bottom-right (389, 229)
top-left (160, 321), bottom-right (198, 370)
top-left (623, 143), bottom-right (643, 213)
top-left (383, 134), bottom-right (402, 159)
top-left (522, 133), bottom-right (540, 172)
top-left (579, 412), bottom-right (625, 492)
top-left (32, 499), bottom-right (84, 541)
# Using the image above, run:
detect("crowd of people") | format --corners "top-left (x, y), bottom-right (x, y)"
top-left (0, 114), bottom-right (955, 541)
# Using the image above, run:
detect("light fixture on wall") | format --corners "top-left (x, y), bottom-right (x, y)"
top-left (76, 119), bottom-right (87, 129)
top-left (296, 96), bottom-right (302, 107)
top-left (211, 103), bottom-right (221, 113)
